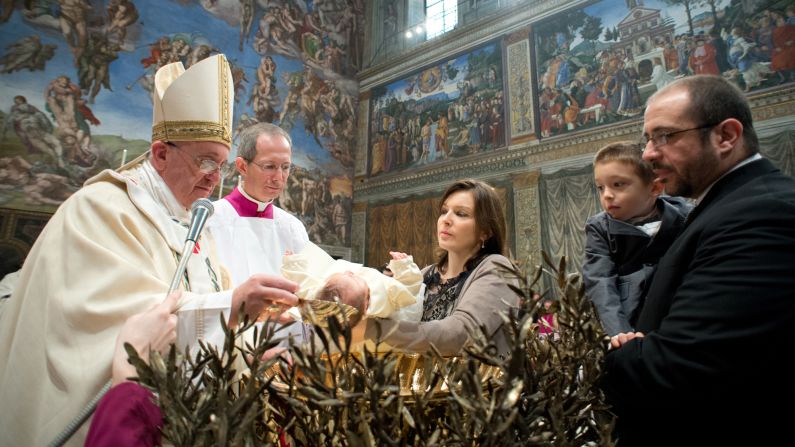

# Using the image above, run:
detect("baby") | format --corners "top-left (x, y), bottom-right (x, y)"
top-left (280, 242), bottom-right (424, 329)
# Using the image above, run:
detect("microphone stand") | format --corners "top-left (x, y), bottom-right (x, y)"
top-left (48, 199), bottom-right (214, 447)
top-left (168, 238), bottom-right (198, 295)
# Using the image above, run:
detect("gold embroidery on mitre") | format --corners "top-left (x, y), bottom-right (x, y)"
top-left (152, 120), bottom-right (231, 146)
top-left (218, 56), bottom-right (232, 144)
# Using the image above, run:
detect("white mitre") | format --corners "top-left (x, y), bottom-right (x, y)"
top-left (151, 54), bottom-right (234, 148)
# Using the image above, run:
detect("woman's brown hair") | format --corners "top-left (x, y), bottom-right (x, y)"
top-left (436, 178), bottom-right (507, 272)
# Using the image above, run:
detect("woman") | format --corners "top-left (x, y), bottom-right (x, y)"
top-left (364, 179), bottom-right (521, 356)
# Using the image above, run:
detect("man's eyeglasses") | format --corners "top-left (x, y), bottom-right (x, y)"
top-left (641, 123), bottom-right (718, 149)
top-left (249, 160), bottom-right (292, 175)
top-left (166, 141), bottom-right (224, 175)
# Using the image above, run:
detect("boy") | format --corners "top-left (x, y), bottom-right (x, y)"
top-left (582, 142), bottom-right (691, 336)
top-left (280, 242), bottom-right (424, 331)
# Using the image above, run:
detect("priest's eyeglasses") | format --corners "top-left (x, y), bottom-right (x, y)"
top-left (249, 160), bottom-right (292, 175)
top-left (640, 123), bottom-right (718, 149)
top-left (166, 141), bottom-right (224, 175)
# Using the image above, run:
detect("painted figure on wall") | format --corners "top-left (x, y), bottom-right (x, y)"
top-left (1, 35), bottom-right (56, 73)
top-left (534, 0), bottom-right (795, 139)
top-left (44, 74), bottom-right (98, 166)
top-left (2, 96), bottom-right (63, 167)
top-left (106, 0), bottom-right (139, 44)
top-left (368, 41), bottom-right (506, 176)
top-left (0, 0), bottom-right (364, 250)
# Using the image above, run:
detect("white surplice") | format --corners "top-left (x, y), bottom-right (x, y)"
top-left (207, 185), bottom-right (309, 341)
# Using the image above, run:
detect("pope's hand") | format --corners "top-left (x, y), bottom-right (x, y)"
top-left (231, 274), bottom-right (299, 325)
top-left (261, 346), bottom-right (292, 364)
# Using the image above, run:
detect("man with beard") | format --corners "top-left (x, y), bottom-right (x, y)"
top-left (602, 75), bottom-right (795, 445)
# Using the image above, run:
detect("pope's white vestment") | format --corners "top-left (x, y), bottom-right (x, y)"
top-left (207, 185), bottom-right (309, 341)
top-left (0, 160), bottom-right (234, 446)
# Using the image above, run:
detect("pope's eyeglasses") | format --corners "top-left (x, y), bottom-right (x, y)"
top-left (166, 141), bottom-right (224, 175)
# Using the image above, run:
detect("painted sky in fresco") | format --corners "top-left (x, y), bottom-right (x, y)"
top-left (0, 0), bottom-right (347, 176)
top-left (573, 0), bottom-right (732, 49)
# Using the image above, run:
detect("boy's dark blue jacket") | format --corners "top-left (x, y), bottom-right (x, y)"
top-left (582, 196), bottom-right (692, 336)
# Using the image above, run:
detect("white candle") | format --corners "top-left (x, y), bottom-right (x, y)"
top-left (120, 149), bottom-right (127, 167)
top-left (218, 175), bottom-right (224, 199)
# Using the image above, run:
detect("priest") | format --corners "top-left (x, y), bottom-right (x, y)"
top-left (207, 122), bottom-right (309, 343)
top-left (0, 54), bottom-right (298, 446)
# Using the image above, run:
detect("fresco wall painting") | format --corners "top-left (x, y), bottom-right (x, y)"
top-left (367, 40), bottom-right (506, 177)
top-left (0, 0), bottom-right (365, 255)
top-left (533, 0), bottom-right (795, 139)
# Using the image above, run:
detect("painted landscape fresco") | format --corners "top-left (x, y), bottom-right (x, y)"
top-left (0, 0), bottom-right (363, 247)
top-left (368, 41), bottom-right (506, 177)
top-left (533, 0), bottom-right (795, 138)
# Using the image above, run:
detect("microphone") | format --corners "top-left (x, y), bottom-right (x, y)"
top-left (186, 198), bottom-right (214, 243)
top-left (167, 198), bottom-right (215, 294)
